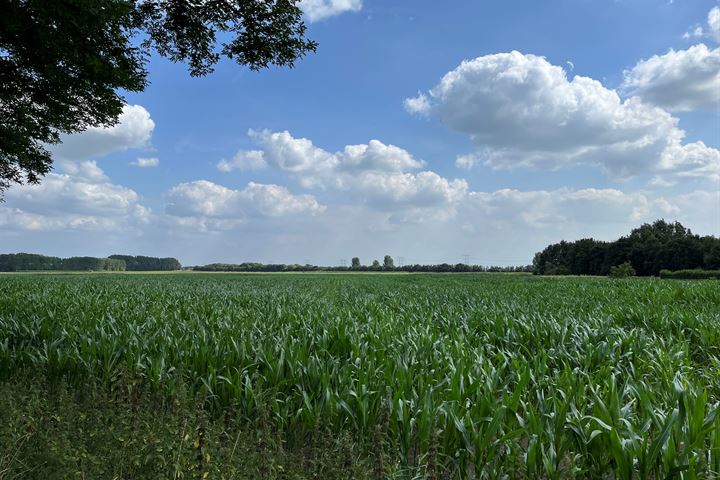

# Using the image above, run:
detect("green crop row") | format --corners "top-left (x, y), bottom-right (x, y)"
top-left (0, 273), bottom-right (718, 478)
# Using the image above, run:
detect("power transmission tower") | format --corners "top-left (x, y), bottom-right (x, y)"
top-left (462, 254), bottom-right (471, 265)
top-left (340, 258), bottom-right (347, 267)
top-left (398, 256), bottom-right (405, 267)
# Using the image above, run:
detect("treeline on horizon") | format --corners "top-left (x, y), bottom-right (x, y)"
top-left (193, 262), bottom-right (534, 273)
top-left (0, 253), bottom-right (181, 272)
top-left (3, 219), bottom-right (717, 276)
top-left (533, 220), bottom-right (720, 276)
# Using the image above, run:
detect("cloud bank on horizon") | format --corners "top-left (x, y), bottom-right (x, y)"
top-left (0, 1), bottom-right (718, 265)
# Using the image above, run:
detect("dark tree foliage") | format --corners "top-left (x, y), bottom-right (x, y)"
top-left (109, 254), bottom-right (181, 271)
top-left (383, 255), bottom-right (394, 270)
top-left (533, 220), bottom-right (720, 277)
top-left (0, 253), bottom-right (124, 271)
top-left (62, 257), bottom-right (126, 271)
top-left (0, 0), bottom-right (316, 194)
top-left (0, 253), bottom-right (63, 271)
top-left (0, 252), bottom-right (181, 271)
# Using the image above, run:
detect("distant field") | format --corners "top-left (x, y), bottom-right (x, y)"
top-left (1, 273), bottom-right (718, 479)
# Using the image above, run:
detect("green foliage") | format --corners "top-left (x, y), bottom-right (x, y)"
top-left (351, 257), bottom-right (361, 268)
top-left (0, 0), bottom-right (144, 193)
top-left (0, 377), bottom-right (375, 479)
top-left (0, 253), bottom-right (126, 271)
top-left (109, 254), bottom-right (181, 271)
top-left (0, 0), bottom-right (316, 194)
top-left (659, 269), bottom-right (720, 280)
top-left (0, 253), bottom-right (182, 272)
top-left (0, 273), bottom-right (719, 478)
top-left (0, 252), bottom-right (181, 271)
top-left (609, 261), bottom-right (636, 278)
top-left (534, 220), bottom-right (720, 276)
top-left (0, 253), bottom-right (63, 271)
top-left (383, 255), bottom-right (395, 270)
top-left (62, 256), bottom-right (126, 271)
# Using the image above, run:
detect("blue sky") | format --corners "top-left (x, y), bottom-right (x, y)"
top-left (2, 0), bottom-right (719, 266)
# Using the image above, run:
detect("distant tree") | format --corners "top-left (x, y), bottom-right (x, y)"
top-left (372, 260), bottom-right (381, 269)
top-left (1, 0), bottom-right (317, 195)
top-left (351, 257), bottom-right (361, 269)
top-left (383, 255), bottom-right (394, 270)
top-left (609, 261), bottom-right (636, 278)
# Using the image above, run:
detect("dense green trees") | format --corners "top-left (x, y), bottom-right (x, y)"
top-left (0, 253), bottom-right (181, 271)
top-left (109, 255), bottom-right (181, 271)
top-left (62, 257), bottom-right (126, 271)
top-left (533, 220), bottom-right (720, 276)
top-left (0, 253), bottom-right (63, 271)
top-left (1, 0), bottom-right (316, 194)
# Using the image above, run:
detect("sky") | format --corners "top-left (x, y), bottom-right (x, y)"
top-left (1, 0), bottom-right (719, 266)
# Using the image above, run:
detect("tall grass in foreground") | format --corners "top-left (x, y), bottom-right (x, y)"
top-left (0, 273), bottom-right (719, 478)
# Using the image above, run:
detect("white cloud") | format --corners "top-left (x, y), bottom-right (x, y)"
top-left (403, 92), bottom-right (431, 115)
top-left (133, 157), bottom-right (160, 168)
top-left (463, 188), bottom-right (670, 228)
top-left (683, 26), bottom-right (705, 39)
top-left (158, 186), bottom-right (719, 263)
top-left (52, 104), bottom-right (155, 160)
top-left (300, 0), bottom-right (362, 22)
top-left (683, 6), bottom-right (720, 43)
top-left (249, 130), bottom-right (424, 181)
top-left (217, 150), bottom-right (266, 172)
top-left (0, 161), bottom-right (149, 231)
top-left (165, 180), bottom-right (324, 224)
top-left (407, 51), bottom-right (720, 183)
top-left (621, 44), bottom-right (720, 111)
top-left (708, 6), bottom-right (720, 42)
top-left (455, 153), bottom-right (480, 169)
top-left (224, 130), bottom-right (466, 221)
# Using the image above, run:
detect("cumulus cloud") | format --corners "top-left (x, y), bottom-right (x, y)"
top-left (710, 6), bottom-right (720, 42)
top-left (403, 92), bottom-right (431, 115)
top-left (249, 129), bottom-right (425, 185)
top-left (407, 51), bottom-right (720, 183)
top-left (0, 161), bottom-right (149, 231)
top-left (132, 157), bottom-right (160, 168)
top-left (621, 44), bottom-right (720, 111)
top-left (158, 185), bottom-right (719, 261)
top-left (222, 130), bottom-right (467, 221)
top-left (52, 104), bottom-right (155, 160)
top-left (686, 6), bottom-right (720, 42)
top-left (683, 26), bottom-right (705, 40)
top-left (463, 188), bottom-right (676, 229)
top-left (300, 0), bottom-right (362, 22)
top-left (217, 150), bottom-right (266, 172)
top-left (165, 180), bottom-right (324, 225)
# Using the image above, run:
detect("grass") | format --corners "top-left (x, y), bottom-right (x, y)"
top-left (0, 273), bottom-right (718, 478)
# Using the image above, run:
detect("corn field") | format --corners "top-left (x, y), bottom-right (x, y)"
top-left (1, 273), bottom-right (719, 478)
